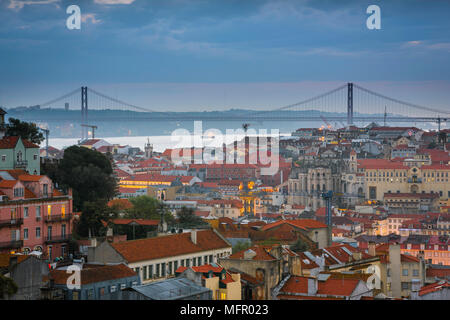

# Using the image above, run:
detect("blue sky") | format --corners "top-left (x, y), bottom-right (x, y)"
top-left (1, 0), bottom-right (450, 111)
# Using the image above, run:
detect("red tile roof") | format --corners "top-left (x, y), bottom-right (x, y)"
top-left (419, 280), bottom-right (450, 296)
top-left (228, 245), bottom-right (277, 261)
top-left (426, 266), bottom-right (450, 279)
top-left (261, 219), bottom-right (327, 232)
top-left (0, 136), bottom-right (39, 149)
top-left (108, 199), bottom-right (133, 210)
top-left (278, 276), bottom-right (361, 298)
top-left (108, 218), bottom-right (159, 227)
top-left (110, 230), bottom-right (230, 263)
top-left (49, 263), bottom-right (136, 285)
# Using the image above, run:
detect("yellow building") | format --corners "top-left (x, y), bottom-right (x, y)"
top-left (359, 159), bottom-right (450, 202)
top-left (176, 264), bottom-right (241, 300)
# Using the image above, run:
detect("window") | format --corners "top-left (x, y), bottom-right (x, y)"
top-left (402, 269), bottom-right (408, 276)
top-left (110, 285), bottom-right (117, 293)
top-left (23, 228), bottom-right (28, 240)
top-left (401, 282), bottom-right (410, 290)
top-left (413, 269), bottom-right (419, 277)
top-left (143, 266), bottom-right (148, 280)
top-left (156, 264), bottom-right (160, 276)
top-left (220, 292), bottom-right (227, 300)
top-left (87, 289), bottom-right (94, 299)
top-left (36, 227), bottom-right (41, 238)
top-left (99, 288), bottom-right (105, 296)
top-left (36, 206), bottom-right (41, 218)
top-left (33, 154), bottom-right (38, 160)
top-left (24, 207), bottom-right (28, 218)
top-left (47, 226), bottom-right (52, 240)
top-left (120, 284), bottom-right (126, 290)
top-left (72, 291), bottom-right (79, 300)
top-left (1, 155), bottom-right (5, 161)
top-left (168, 262), bottom-right (172, 275)
top-left (198, 257), bottom-right (202, 266)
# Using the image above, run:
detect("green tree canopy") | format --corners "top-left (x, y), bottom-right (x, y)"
top-left (176, 206), bottom-right (208, 227)
top-left (6, 118), bottom-right (45, 144)
top-left (125, 195), bottom-right (175, 225)
top-left (291, 238), bottom-right (308, 252)
top-left (0, 274), bottom-right (18, 299)
top-left (232, 240), bottom-right (252, 254)
top-left (76, 199), bottom-right (117, 238)
top-left (51, 146), bottom-right (117, 211)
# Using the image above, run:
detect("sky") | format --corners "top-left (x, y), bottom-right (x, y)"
top-left (1, 0), bottom-right (450, 112)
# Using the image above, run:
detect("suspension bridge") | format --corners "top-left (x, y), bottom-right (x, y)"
top-left (12, 82), bottom-right (450, 139)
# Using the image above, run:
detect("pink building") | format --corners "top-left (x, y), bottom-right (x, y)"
top-left (0, 169), bottom-right (73, 260)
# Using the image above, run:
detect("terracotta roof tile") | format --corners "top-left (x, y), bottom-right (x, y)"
top-left (111, 230), bottom-right (230, 263)
top-left (49, 263), bottom-right (137, 285)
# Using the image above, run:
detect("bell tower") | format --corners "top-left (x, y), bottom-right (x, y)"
top-left (144, 138), bottom-right (153, 159)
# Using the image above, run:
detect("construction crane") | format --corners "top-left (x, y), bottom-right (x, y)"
top-left (38, 127), bottom-right (50, 159)
top-left (320, 115), bottom-right (333, 130)
top-left (81, 124), bottom-right (98, 139)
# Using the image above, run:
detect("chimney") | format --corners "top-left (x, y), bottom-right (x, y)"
top-left (307, 277), bottom-right (318, 295)
top-left (368, 241), bottom-right (376, 256)
top-left (410, 279), bottom-right (421, 300)
top-left (191, 230), bottom-right (197, 245)
top-left (352, 251), bottom-right (362, 261)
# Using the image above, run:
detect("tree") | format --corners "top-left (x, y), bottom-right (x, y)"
top-left (51, 146), bottom-right (117, 211)
top-left (232, 240), bottom-right (252, 254)
top-left (291, 238), bottom-right (308, 252)
top-left (177, 206), bottom-right (208, 227)
top-left (0, 274), bottom-right (18, 299)
top-left (125, 195), bottom-right (175, 226)
top-left (75, 199), bottom-right (116, 238)
top-left (127, 196), bottom-right (161, 219)
top-left (5, 118), bottom-right (45, 144)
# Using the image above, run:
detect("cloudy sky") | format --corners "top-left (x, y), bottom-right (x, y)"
top-left (1, 0), bottom-right (450, 111)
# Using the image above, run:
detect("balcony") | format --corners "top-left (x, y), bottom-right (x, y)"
top-left (0, 218), bottom-right (23, 229)
top-left (14, 160), bottom-right (28, 169)
top-left (45, 234), bottom-right (72, 244)
top-left (0, 240), bottom-right (23, 249)
top-left (44, 214), bottom-right (72, 223)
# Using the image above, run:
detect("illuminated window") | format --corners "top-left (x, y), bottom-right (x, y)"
top-left (221, 293), bottom-right (227, 300)
top-left (61, 205), bottom-right (65, 217)
top-left (47, 205), bottom-right (51, 216)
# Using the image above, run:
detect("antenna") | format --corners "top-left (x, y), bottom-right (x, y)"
top-left (38, 126), bottom-right (50, 159)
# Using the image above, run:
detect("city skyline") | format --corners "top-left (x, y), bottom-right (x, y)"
top-left (1, 0), bottom-right (450, 111)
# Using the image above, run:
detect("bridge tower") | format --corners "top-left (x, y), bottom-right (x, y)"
top-left (81, 86), bottom-right (88, 140)
top-left (347, 82), bottom-right (353, 126)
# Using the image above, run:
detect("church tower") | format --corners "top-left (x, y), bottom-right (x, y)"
top-left (144, 138), bottom-right (153, 159)
top-left (349, 150), bottom-right (357, 173)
